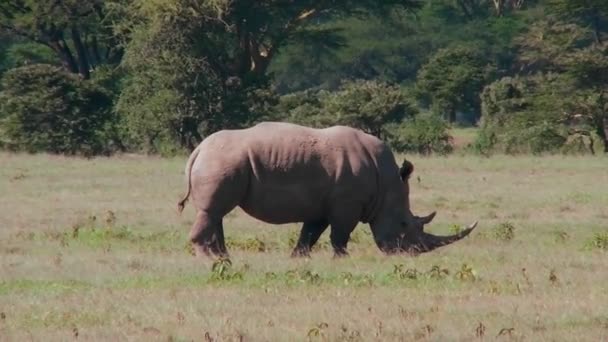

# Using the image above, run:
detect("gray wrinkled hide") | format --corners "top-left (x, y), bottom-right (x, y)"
top-left (190, 122), bottom-right (403, 223)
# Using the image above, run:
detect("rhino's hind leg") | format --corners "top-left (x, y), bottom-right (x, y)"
top-left (291, 219), bottom-right (329, 257)
top-left (189, 210), bottom-right (228, 258)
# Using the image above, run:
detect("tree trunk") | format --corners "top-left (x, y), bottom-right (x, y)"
top-left (491, 0), bottom-right (504, 16)
top-left (91, 35), bottom-right (102, 67)
top-left (592, 13), bottom-right (603, 45)
top-left (594, 93), bottom-right (608, 153)
top-left (49, 39), bottom-right (79, 74)
top-left (448, 108), bottom-right (456, 123)
top-left (71, 26), bottom-right (91, 79)
top-left (598, 115), bottom-right (608, 153)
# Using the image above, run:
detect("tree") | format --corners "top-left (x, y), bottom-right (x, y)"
top-left (513, 19), bottom-right (608, 152)
top-left (115, 0), bottom-right (422, 151)
top-left (477, 74), bottom-right (573, 154)
top-left (559, 46), bottom-right (608, 152)
top-left (478, 22), bottom-right (608, 155)
top-left (514, 20), bottom-right (592, 74)
top-left (0, 0), bottom-right (122, 79)
top-left (288, 80), bottom-right (418, 139)
top-left (415, 46), bottom-right (493, 124)
top-left (0, 64), bottom-right (117, 155)
top-left (547, 0), bottom-right (608, 44)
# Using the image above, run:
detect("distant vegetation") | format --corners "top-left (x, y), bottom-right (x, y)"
top-left (0, 0), bottom-right (607, 155)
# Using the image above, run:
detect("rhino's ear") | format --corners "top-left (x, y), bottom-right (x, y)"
top-left (399, 159), bottom-right (414, 181)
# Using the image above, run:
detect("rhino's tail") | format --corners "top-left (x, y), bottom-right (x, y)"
top-left (177, 145), bottom-right (201, 214)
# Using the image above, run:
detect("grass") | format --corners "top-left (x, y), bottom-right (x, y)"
top-left (1, 152), bottom-right (608, 341)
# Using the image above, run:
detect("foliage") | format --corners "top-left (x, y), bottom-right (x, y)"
top-left (1, 41), bottom-right (57, 71)
top-left (547, 0), bottom-right (608, 44)
top-left (477, 20), bottom-right (608, 154)
top-left (415, 46), bottom-right (494, 124)
top-left (0, 64), bottom-right (117, 155)
top-left (270, 0), bottom-right (531, 96)
top-left (280, 80), bottom-right (418, 139)
top-left (270, 12), bottom-right (422, 93)
top-left (476, 74), bottom-right (568, 154)
top-left (584, 232), bottom-right (608, 251)
top-left (210, 259), bottom-right (245, 282)
top-left (114, 0), bottom-right (274, 153)
top-left (493, 221), bottom-right (516, 241)
top-left (0, 0), bottom-right (122, 79)
top-left (385, 114), bottom-right (453, 155)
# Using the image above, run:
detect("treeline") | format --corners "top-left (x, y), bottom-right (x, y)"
top-left (0, 0), bottom-right (607, 156)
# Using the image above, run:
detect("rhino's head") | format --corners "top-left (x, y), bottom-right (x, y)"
top-left (392, 211), bottom-right (478, 255)
top-left (372, 159), bottom-right (477, 255)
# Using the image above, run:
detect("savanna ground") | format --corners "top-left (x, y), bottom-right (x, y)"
top-left (1, 143), bottom-right (608, 341)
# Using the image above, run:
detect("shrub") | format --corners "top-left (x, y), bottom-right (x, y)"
top-left (585, 232), bottom-right (608, 251)
top-left (0, 64), bottom-right (118, 156)
top-left (503, 121), bottom-right (568, 155)
top-left (283, 80), bottom-right (418, 140)
top-left (385, 113), bottom-right (453, 155)
top-left (493, 222), bottom-right (516, 241)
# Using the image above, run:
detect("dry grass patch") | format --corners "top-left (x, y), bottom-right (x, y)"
top-left (1, 152), bottom-right (608, 341)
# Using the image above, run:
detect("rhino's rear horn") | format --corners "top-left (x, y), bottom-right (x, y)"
top-left (416, 221), bottom-right (478, 253)
top-left (416, 211), bottom-right (436, 225)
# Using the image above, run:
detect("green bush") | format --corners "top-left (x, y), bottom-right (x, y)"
top-left (0, 64), bottom-right (117, 156)
top-left (475, 75), bottom-right (576, 155)
top-left (385, 114), bottom-right (453, 155)
top-left (281, 80), bottom-right (418, 139)
top-left (503, 121), bottom-right (567, 155)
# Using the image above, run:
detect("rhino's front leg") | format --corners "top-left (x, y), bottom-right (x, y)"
top-left (291, 219), bottom-right (329, 257)
top-left (189, 210), bottom-right (228, 258)
top-left (329, 219), bottom-right (358, 258)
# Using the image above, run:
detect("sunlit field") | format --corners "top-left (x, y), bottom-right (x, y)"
top-left (1, 151), bottom-right (607, 341)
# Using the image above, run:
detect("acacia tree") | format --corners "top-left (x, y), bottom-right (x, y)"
top-left (548, 0), bottom-right (608, 44)
top-left (415, 46), bottom-right (493, 124)
top-left (517, 20), bottom-right (608, 151)
top-left (0, 0), bottom-right (122, 79)
top-left (479, 19), bottom-right (608, 154)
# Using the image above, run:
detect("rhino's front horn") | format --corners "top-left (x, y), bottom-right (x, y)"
top-left (417, 221), bottom-right (478, 253)
top-left (416, 211), bottom-right (436, 225)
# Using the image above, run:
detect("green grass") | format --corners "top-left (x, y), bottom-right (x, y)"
top-left (1, 152), bottom-right (608, 341)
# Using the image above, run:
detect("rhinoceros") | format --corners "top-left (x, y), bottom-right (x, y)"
top-left (177, 122), bottom-right (476, 258)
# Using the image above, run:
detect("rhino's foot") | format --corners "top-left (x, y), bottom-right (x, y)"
top-left (290, 247), bottom-right (311, 258)
top-left (192, 243), bottom-right (212, 257)
top-left (192, 241), bottom-right (230, 259)
top-left (332, 249), bottom-right (349, 258)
